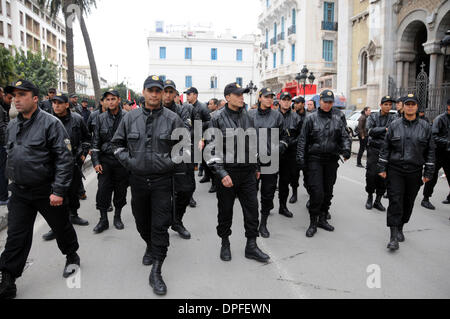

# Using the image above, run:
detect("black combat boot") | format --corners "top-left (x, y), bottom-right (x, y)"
top-left (258, 214), bottom-right (270, 238)
top-left (443, 194), bottom-right (450, 204)
top-left (208, 184), bottom-right (217, 193)
top-left (113, 209), bottom-right (124, 230)
top-left (69, 211), bottom-right (89, 226)
top-left (199, 176), bottom-right (210, 184)
top-left (198, 166), bottom-right (204, 177)
top-left (149, 260), bottom-right (167, 296)
top-left (220, 237), bottom-right (231, 261)
top-left (93, 211), bottom-right (109, 234)
top-left (373, 195), bottom-right (386, 212)
top-left (279, 197), bottom-right (294, 218)
top-left (306, 216), bottom-right (318, 238)
top-left (421, 197), bottom-right (436, 210)
top-left (189, 197), bottom-right (197, 208)
top-left (245, 238), bottom-right (270, 263)
top-left (289, 188), bottom-right (298, 204)
top-left (397, 224), bottom-right (405, 242)
top-left (142, 245), bottom-right (153, 266)
top-left (387, 227), bottom-right (400, 251)
top-left (0, 270), bottom-right (17, 299)
top-left (326, 212), bottom-right (332, 220)
top-left (317, 213), bottom-right (335, 232)
top-left (42, 229), bottom-right (57, 241)
top-left (365, 194), bottom-right (374, 210)
top-left (63, 253), bottom-right (80, 278)
top-left (171, 224), bottom-right (191, 240)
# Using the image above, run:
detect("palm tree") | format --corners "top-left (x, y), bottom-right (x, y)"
top-left (38, 0), bottom-right (102, 102)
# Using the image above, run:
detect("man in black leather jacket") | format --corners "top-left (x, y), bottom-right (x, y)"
top-left (297, 90), bottom-right (351, 238)
top-left (206, 82), bottom-right (270, 264)
top-left (365, 96), bottom-right (397, 211)
top-left (378, 93), bottom-right (435, 251)
top-left (39, 88), bottom-right (56, 114)
top-left (92, 89), bottom-right (128, 234)
top-left (87, 97), bottom-right (105, 135)
top-left (291, 96), bottom-right (307, 204)
top-left (0, 80), bottom-right (80, 299)
top-left (421, 99), bottom-right (450, 210)
top-left (162, 80), bottom-right (195, 240)
top-left (111, 75), bottom-right (184, 296)
top-left (41, 93), bottom-right (91, 241)
top-left (279, 92), bottom-right (303, 218)
top-left (249, 88), bottom-right (288, 239)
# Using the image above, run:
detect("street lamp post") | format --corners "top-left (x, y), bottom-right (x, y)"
top-left (247, 81), bottom-right (258, 107)
top-left (295, 65), bottom-right (315, 99)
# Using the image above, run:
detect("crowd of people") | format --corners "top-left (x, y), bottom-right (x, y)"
top-left (0, 76), bottom-right (448, 299)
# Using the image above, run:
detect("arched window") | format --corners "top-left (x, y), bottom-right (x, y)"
top-left (361, 51), bottom-right (368, 86)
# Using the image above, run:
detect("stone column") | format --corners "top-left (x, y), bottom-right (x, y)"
top-left (397, 61), bottom-right (403, 89)
top-left (424, 42), bottom-right (444, 88)
top-left (436, 55), bottom-right (445, 87)
top-left (429, 54), bottom-right (438, 88)
top-left (403, 62), bottom-right (410, 88)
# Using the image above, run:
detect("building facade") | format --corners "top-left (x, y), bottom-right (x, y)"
top-left (75, 65), bottom-right (108, 97)
top-left (258, 0), bottom-right (339, 96)
top-left (147, 24), bottom-right (260, 105)
top-left (338, 0), bottom-right (450, 117)
top-left (0, 0), bottom-right (68, 92)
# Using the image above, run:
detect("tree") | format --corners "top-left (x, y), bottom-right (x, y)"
top-left (14, 49), bottom-right (59, 98)
top-left (37, 0), bottom-right (101, 102)
top-left (0, 47), bottom-right (17, 88)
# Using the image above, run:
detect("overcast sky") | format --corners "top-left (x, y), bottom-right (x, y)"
top-left (72, 0), bottom-right (261, 92)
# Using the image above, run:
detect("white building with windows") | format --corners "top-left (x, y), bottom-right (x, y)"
top-left (258, 0), bottom-right (339, 96)
top-left (0, 0), bottom-right (68, 92)
top-left (147, 23), bottom-right (260, 105)
top-left (75, 65), bottom-right (109, 97)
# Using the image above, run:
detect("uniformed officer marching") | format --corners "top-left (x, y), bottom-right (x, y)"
top-left (92, 89), bottom-right (128, 233)
top-left (278, 92), bottom-right (303, 218)
top-left (41, 93), bottom-right (91, 241)
top-left (291, 96), bottom-right (307, 204)
top-left (421, 98), bottom-right (450, 210)
top-left (0, 80), bottom-right (80, 299)
top-left (297, 90), bottom-right (351, 238)
top-left (162, 80), bottom-right (195, 240)
top-left (111, 75), bottom-right (184, 296)
top-left (87, 96), bottom-right (105, 135)
top-left (207, 82), bottom-right (270, 263)
top-left (249, 88), bottom-right (288, 238)
top-left (364, 96), bottom-right (397, 211)
top-left (378, 93), bottom-right (435, 251)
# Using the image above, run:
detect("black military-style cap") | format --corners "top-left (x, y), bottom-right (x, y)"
top-left (103, 88), bottom-right (120, 99)
top-left (273, 99), bottom-right (280, 106)
top-left (320, 90), bottom-right (335, 102)
top-left (293, 96), bottom-right (305, 104)
top-left (48, 88), bottom-right (57, 94)
top-left (52, 93), bottom-right (69, 103)
top-left (143, 75), bottom-right (164, 90)
top-left (184, 87), bottom-right (199, 95)
top-left (380, 95), bottom-right (396, 104)
top-left (396, 96), bottom-right (405, 103)
top-left (403, 93), bottom-right (419, 104)
top-left (81, 98), bottom-right (89, 103)
top-left (224, 83), bottom-right (250, 96)
top-left (258, 87), bottom-right (275, 97)
top-left (164, 79), bottom-right (177, 90)
top-left (69, 94), bottom-right (78, 98)
top-left (5, 79), bottom-right (39, 96)
top-left (280, 92), bottom-right (292, 100)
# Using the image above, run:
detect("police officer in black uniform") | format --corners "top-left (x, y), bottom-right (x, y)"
top-left (249, 88), bottom-right (288, 238)
top-left (112, 75), bottom-right (184, 296)
top-left (80, 98), bottom-right (91, 124)
top-left (207, 82), bottom-right (269, 263)
top-left (378, 93), bottom-right (435, 251)
top-left (421, 98), bottom-right (450, 209)
top-left (41, 93), bottom-right (91, 241)
top-left (297, 90), bottom-right (351, 238)
top-left (92, 89), bottom-right (128, 233)
top-left (279, 92), bottom-right (303, 218)
top-left (39, 88), bottom-right (56, 113)
top-left (69, 94), bottom-right (82, 115)
top-left (162, 80), bottom-right (195, 240)
top-left (0, 80), bottom-right (80, 299)
top-left (87, 97), bottom-right (105, 135)
top-left (365, 96), bottom-right (397, 211)
top-left (291, 96), bottom-right (307, 204)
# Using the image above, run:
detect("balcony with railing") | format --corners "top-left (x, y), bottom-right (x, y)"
top-left (321, 21), bottom-right (338, 31)
top-left (288, 25), bottom-right (296, 36)
top-left (277, 32), bottom-right (285, 42)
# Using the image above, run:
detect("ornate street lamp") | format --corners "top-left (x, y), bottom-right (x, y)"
top-left (440, 30), bottom-right (450, 69)
top-left (247, 80), bottom-right (258, 107)
top-left (295, 65), bottom-right (315, 98)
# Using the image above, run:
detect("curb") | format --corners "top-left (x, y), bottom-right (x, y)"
top-left (0, 156), bottom-right (93, 233)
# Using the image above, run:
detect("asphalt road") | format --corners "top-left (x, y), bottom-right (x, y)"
top-left (1, 156), bottom-right (449, 299)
